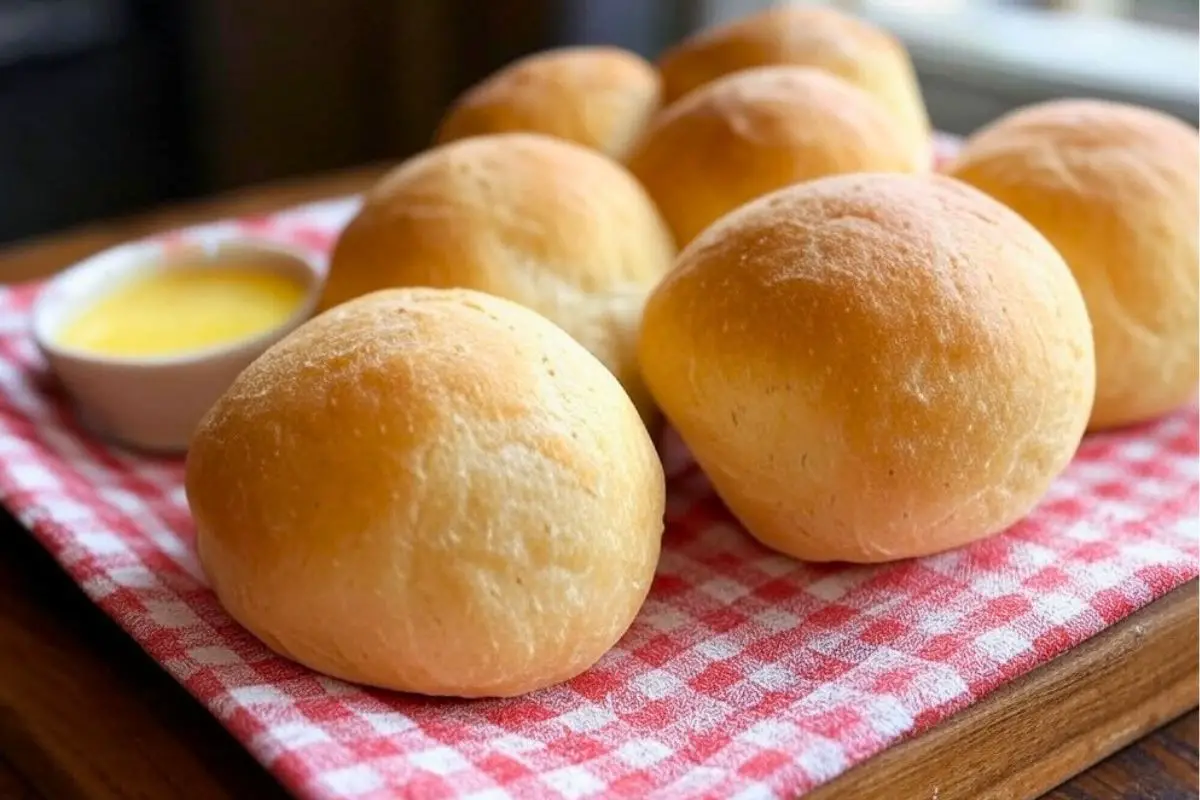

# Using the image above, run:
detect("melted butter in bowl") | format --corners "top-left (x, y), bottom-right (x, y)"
top-left (32, 238), bottom-right (323, 453)
top-left (56, 263), bottom-right (311, 360)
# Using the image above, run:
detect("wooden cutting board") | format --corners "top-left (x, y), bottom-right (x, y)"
top-left (0, 167), bottom-right (1195, 799)
top-left (0, 512), bottom-right (1193, 800)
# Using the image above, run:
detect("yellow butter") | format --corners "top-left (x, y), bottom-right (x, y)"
top-left (56, 265), bottom-right (308, 358)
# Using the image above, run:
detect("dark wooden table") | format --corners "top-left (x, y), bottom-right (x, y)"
top-left (0, 166), bottom-right (1195, 799)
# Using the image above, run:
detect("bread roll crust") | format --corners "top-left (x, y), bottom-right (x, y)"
top-left (638, 173), bottom-right (1095, 563)
top-left (656, 5), bottom-right (931, 168)
top-left (626, 65), bottom-right (919, 247)
top-left (947, 99), bottom-right (1199, 430)
top-left (187, 288), bottom-right (665, 698)
top-left (319, 133), bottom-right (677, 422)
top-left (436, 46), bottom-right (661, 160)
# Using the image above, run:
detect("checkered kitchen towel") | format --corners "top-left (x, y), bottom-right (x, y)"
top-left (0, 135), bottom-right (1196, 799)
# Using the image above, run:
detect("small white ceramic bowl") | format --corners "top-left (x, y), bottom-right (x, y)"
top-left (31, 236), bottom-right (324, 455)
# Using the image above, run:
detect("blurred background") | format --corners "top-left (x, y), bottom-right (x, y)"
top-left (0, 0), bottom-right (1196, 247)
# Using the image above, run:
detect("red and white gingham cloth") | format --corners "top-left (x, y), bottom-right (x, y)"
top-left (0, 136), bottom-right (1196, 800)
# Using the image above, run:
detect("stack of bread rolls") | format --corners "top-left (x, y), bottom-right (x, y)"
top-left (185, 3), bottom-right (1199, 699)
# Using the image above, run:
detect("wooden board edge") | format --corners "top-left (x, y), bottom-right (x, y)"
top-left (807, 579), bottom-right (1199, 800)
top-left (0, 521), bottom-right (289, 799)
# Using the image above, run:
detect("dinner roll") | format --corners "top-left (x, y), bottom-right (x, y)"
top-left (187, 288), bottom-right (666, 698)
top-left (435, 46), bottom-right (661, 160)
top-left (639, 174), bottom-right (1095, 563)
top-left (947, 99), bottom-right (1199, 430)
top-left (657, 5), bottom-right (931, 168)
top-left (318, 133), bottom-right (677, 423)
top-left (626, 66), bottom-right (919, 247)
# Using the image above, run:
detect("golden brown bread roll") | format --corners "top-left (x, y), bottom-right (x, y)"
top-left (435, 45), bottom-right (661, 160)
top-left (186, 287), bottom-right (666, 698)
top-left (318, 132), bottom-right (677, 423)
top-left (656, 5), bottom-right (932, 169)
top-left (947, 99), bottom-right (1199, 431)
top-left (626, 65), bottom-right (919, 247)
top-left (638, 173), bottom-right (1095, 563)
